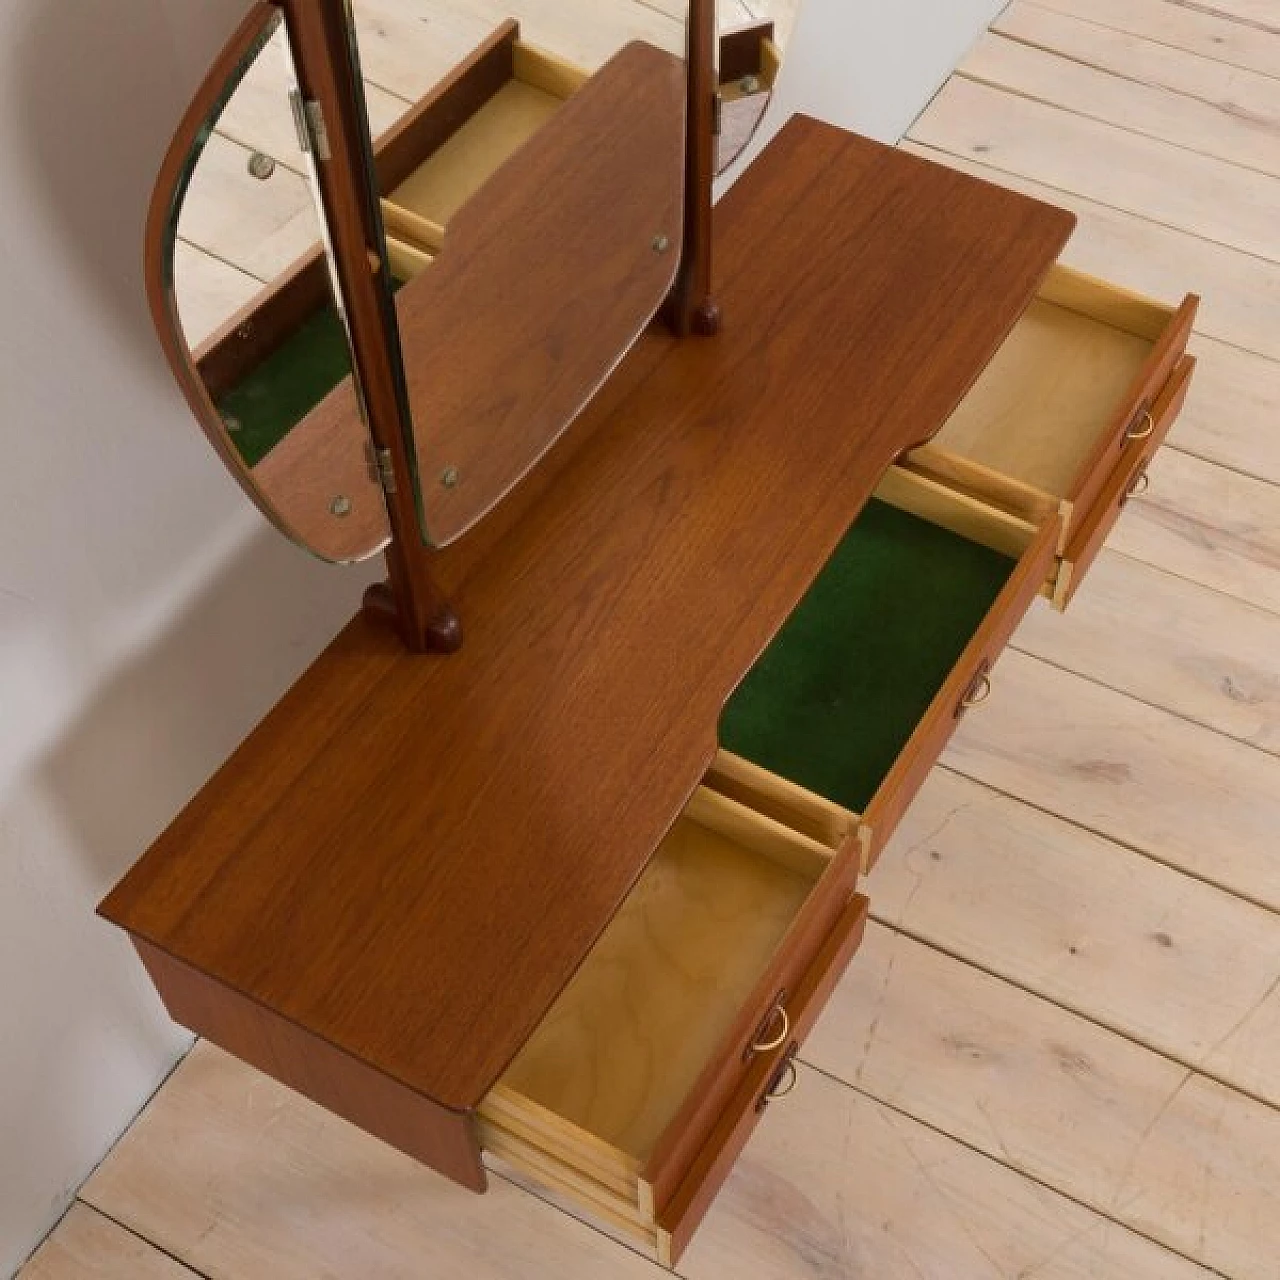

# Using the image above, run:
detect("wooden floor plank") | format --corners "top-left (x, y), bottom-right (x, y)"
top-left (874, 767), bottom-right (1280, 1110)
top-left (995, 2), bottom-right (1280, 127)
top-left (1027, 0), bottom-right (1280, 78)
top-left (960, 30), bottom-right (1280, 176)
top-left (371, 0), bottom-right (684, 72)
top-left (806, 921), bottom-right (1280, 1279)
top-left (18, 1204), bottom-right (198, 1280)
top-left (81, 1043), bottom-right (665, 1280)
top-left (685, 1066), bottom-right (1215, 1279)
top-left (1177, 335), bottom-right (1280, 486)
top-left (1113, 446), bottom-right (1280, 613)
top-left (901, 142), bottom-right (1280, 363)
top-left (80, 1044), bottom-right (1214, 1280)
top-left (1015, 548), bottom-right (1280, 752)
top-left (1166, 0), bottom-right (1280, 34)
top-left (171, 241), bottom-right (264, 350)
top-left (911, 77), bottom-right (1280, 262)
top-left (353, 0), bottom-right (499, 100)
top-left (944, 647), bottom-right (1280, 911)
top-left (177, 132), bottom-right (319, 284)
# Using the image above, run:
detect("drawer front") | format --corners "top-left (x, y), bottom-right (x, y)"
top-left (641, 778), bottom-right (860, 1217)
top-left (1064, 292), bottom-right (1197, 538)
top-left (858, 512), bottom-right (1062, 869)
top-left (1055, 354), bottom-right (1196, 610)
top-left (654, 893), bottom-right (871, 1267)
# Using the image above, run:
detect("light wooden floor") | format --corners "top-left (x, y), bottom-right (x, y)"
top-left (24, 1), bottom-right (1280, 1276)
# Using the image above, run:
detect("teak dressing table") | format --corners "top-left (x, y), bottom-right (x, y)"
top-left (101, 0), bottom-right (1198, 1264)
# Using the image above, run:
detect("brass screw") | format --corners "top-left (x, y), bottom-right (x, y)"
top-left (248, 152), bottom-right (276, 180)
top-left (441, 467), bottom-right (460, 489)
top-left (652, 234), bottom-right (671, 254)
top-left (330, 495), bottom-right (353, 517)
top-left (740, 74), bottom-right (762, 94)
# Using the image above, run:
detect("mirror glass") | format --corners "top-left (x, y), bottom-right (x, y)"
top-left (345, 1), bottom-right (691, 547)
top-left (716, 2), bottom-right (793, 175)
top-left (163, 11), bottom-right (390, 563)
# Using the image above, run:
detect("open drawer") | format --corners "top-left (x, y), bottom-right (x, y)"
top-left (477, 759), bottom-right (869, 1266)
top-left (904, 262), bottom-right (1198, 608)
top-left (376, 37), bottom-right (589, 281)
top-left (720, 263), bottom-right (1196, 868)
top-left (720, 466), bottom-right (1063, 871)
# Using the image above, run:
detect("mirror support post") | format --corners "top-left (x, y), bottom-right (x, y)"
top-left (285, 0), bottom-right (461, 653)
top-left (663, 0), bottom-right (720, 337)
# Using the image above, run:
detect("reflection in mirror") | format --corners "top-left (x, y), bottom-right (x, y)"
top-left (716, 2), bottom-right (797, 175)
top-left (164, 11), bottom-right (390, 563)
top-left (342, 1), bottom-right (691, 547)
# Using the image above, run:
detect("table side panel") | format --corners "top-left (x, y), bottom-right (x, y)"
top-left (131, 936), bottom-right (485, 1190)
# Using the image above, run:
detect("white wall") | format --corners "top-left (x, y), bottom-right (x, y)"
top-left (0, 3), bottom-right (379, 1274)
top-left (0, 0), bottom-right (1000, 1273)
top-left (775, 0), bottom-right (1004, 142)
top-left (726, 0), bottom-right (1003, 184)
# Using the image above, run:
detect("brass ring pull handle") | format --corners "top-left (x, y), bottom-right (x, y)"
top-left (751, 1004), bottom-right (790, 1055)
top-left (1121, 468), bottom-right (1151, 510)
top-left (766, 1059), bottom-right (798, 1101)
top-left (756, 1049), bottom-right (800, 1113)
top-left (956, 662), bottom-right (994, 719)
top-left (1126, 411), bottom-right (1156, 442)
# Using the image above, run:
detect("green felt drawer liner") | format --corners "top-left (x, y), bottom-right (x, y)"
top-left (719, 498), bottom-right (1016, 815)
top-left (216, 305), bottom-right (354, 469)
top-left (215, 277), bottom-right (409, 470)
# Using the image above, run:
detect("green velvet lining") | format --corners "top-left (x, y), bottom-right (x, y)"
top-left (216, 307), bottom-right (353, 469)
top-left (719, 499), bottom-right (1016, 815)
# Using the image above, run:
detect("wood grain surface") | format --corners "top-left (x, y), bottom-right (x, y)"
top-left (874, 767), bottom-right (1280, 1110)
top-left (1026, 0), bottom-right (1280, 77)
top-left (945, 648), bottom-right (1280, 910)
top-left (899, 144), bottom-right (1280, 365)
top-left (915, 76), bottom-right (1280, 264)
top-left (81, 1042), bottom-right (1214, 1280)
top-left (76, 3), bottom-right (1280, 1277)
top-left (102, 119), bottom-right (1073, 1120)
top-left (810, 921), bottom-right (1280, 1278)
top-left (394, 40), bottom-right (687, 545)
top-left (18, 1205), bottom-right (199, 1280)
top-left (1016, 548), bottom-right (1280, 751)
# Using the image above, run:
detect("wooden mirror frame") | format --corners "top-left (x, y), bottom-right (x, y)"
top-left (147, 0), bottom-right (721, 654)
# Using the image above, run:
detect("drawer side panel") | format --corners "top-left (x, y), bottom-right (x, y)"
top-left (641, 828), bottom-right (861, 1213)
top-left (655, 894), bottom-right (871, 1267)
top-left (1057, 353), bottom-right (1196, 609)
top-left (859, 512), bottom-right (1062, 868)
top-left (1065, 292), bottom-right (1198, 526)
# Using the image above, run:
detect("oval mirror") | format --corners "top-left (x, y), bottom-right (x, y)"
top-left (342, 1), bottom-right (691, 547)
top-left (151, 7), bottom-right (390, 563)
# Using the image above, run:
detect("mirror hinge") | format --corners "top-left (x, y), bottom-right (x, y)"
top-left (289, 89), bottom-right (332, 162)
top-left (712, 92), bottom-right (723, 136)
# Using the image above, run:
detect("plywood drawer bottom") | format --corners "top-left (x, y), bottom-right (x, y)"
top-left (476, 770), bottom-right (866, 1265)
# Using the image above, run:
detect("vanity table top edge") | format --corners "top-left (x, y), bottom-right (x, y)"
top-left (100, 114), bottom-right (1075, 1113)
